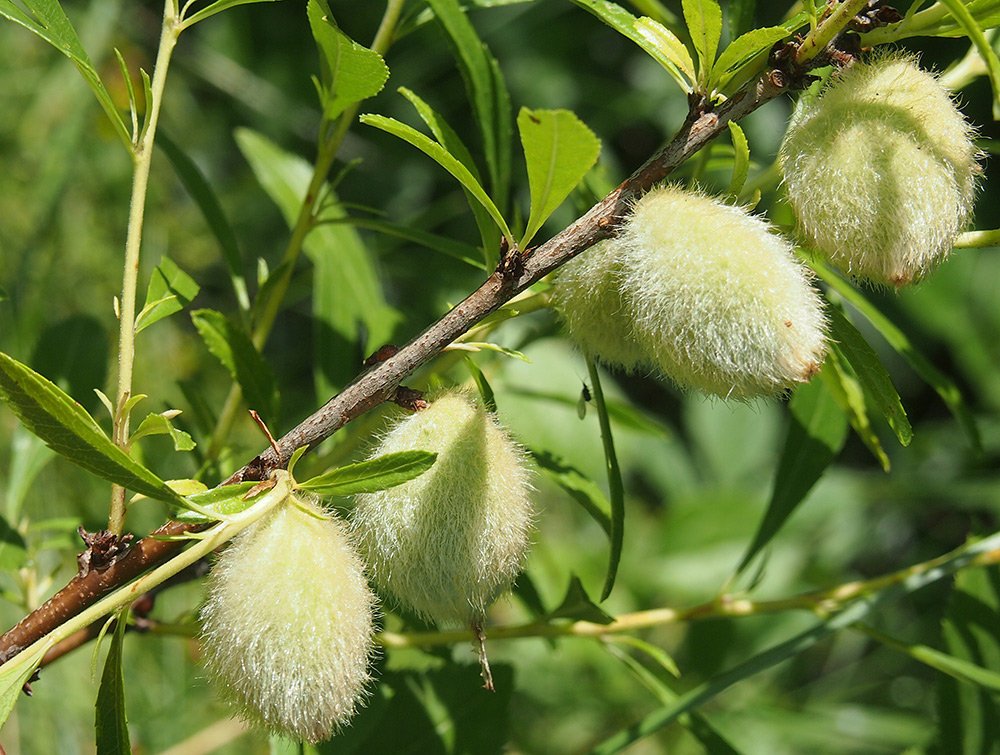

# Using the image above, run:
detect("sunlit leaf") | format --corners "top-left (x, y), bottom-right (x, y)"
top-left (0, 352), bottom-right (189, 506)
top-left (518, 108), bottom-right (600, 247)
top-left (307, 0), bottom-right (389, 120)
top-left (299, 451), bottom-right (437, 497)
top-left (134, 257), bottom-right (200, 334)
top-left (95, 612), bottom-right (129, 755)
top-left (360, 114), bottom-right (513, 243)
top-left (0, 0), bottom-right (130, 148)
top-left (180, 0), bottom-right (281, 29)
top-left (586, 357), bottom-right (624, 601)
top-left (681, 0), bottom-right (722, 87)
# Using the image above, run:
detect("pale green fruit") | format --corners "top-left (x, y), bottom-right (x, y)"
top-left (200, 494), bottom-right (376, 743)
top-left (551, 239), bottom-right (650, 370)
top-left (780, 54), bottom-right (979, 287)
top-left (351, 392), bottom-right (533, 626)
top-left (554, 186), bottom-right (827, 398)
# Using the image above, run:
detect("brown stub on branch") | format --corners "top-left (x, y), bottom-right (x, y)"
top-left (249, 409), bottom-right (281, 458)
top-left (363, 344), bottom-right (400, 367)
top-left (392, 386), bottom-right (428, 412)
top-left (847, 1), bottom-right (902, 32)
top-left (76, 527), bottom-right (134, 578)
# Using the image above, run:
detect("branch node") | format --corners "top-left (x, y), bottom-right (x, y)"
top-left (76, 527), bottom-right (134, 578)
top-left (392, 386), bottom-right (428, 412)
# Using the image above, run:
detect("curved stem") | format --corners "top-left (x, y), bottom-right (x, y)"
top-left (108, 0), bottom-right (181, 535)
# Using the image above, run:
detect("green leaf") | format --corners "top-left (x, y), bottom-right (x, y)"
top-left (827, 305), bottom-right (912, 447)
top-left (179, 0), bottom-right (281, 29)
top-left (550, 575), bottom-right (616, 624)
top-left (862, 623), bottom-right (1000, 694)
top-left (681, 0), bottom-right (723, 88)
top-left (711, 26), bottom-right (789, 89)
top-left (0, 0), bottom-right (130, 149)
top-left (0, 641), bottom-right (50, 730)
top-left (134, 257), bottom-right (200, 334)
top-left (0, 352), bottom-right (189, 506)
top-left (95, 612), bottom-right (129, 755)
top-left (360, 114), bottom-right (513, 243)
top-left (307, 0), bottom-right (389, 120)
top-left (298, 451), bottom-right (438, 497)
top-left (397, 86), bottom-right (500, 260)
top-left (235, 129), bottom-right (401, 395)
top-left (822, 347), bottom-right (891, 472)
top-left (735, 373), bottom-right (848, 574)
top-left (586, 358), bottom-right (625, 601)
top-left (936, 0), bottom-right (1000, 119)
top-left (517, 108), bottom-right (600, 247)
top-left (173, 482), bottom-right (262, 523)
top-left (464, 356), bottom-right (497, 413)
top-left (725, 121), bottom-right (749, 198)
top-left (937, 563), bottom-right (1000, 751)
top-left (531, 448), bottom-right (612, 536)
top-left (130, 412), bottom-right (196, 452)
top-left (812, 259), bottom-right (981, 452)
top-left (190, 309), bottom-right (279, 424)
top-left (425, 0), bottom-right (510, 208)
top-left (157, 131), bottom-right (247, 311)
top-left (570, 0), bottom-right (694, 91)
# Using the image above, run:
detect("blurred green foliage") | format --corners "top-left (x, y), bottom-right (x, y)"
top-left (0, 0), bottom-right (999, 753)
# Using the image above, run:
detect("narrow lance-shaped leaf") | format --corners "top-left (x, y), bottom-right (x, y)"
top-left (191, 309), bottom-right (279, 424)
top-left (827, 305), bottom-right (912, 447)
top-left (0, 641), bottom-right (51, 730)
top-left (464, 356), bottom-right (497, 413)
top-left (681, 0), bottom-right (723, 88)
top-left (811, 258), bottom-right (981, 451)
top-left (425, 0), bottom-right (509, 207)
top-left (134, 257), bottom-right (200, 334)
top-left (298, 451), bottom-right (438, 497)
top-left (130, 412), bottom-right (196, 452)
top-left (936, 0), bottom-right (1000, 119)
top-left (586, 357), bottom-right (625, 601)
top-left (518, 108), bottom-right (601, 247)
top-left (823, 346), bottom-right (891, 472)
top-left (570, 0), bottom-right (694, 92)
top-left (937, 563), bottom-right (1000, 750)
top-left (307, 0), bottom-right (389, 121)
top-left (360, 114), bottom-right (514, 244)
top-left (95, 612), bottom-right (130, 755)
top-left (0, 0), bottom-right (130, 148)
top-left (397, 86), bottom-right (499, 261)
top-left (531, 448), bottom-right (612, 536)
top-left (735, 372), bottom-right (848, 575)
top-left (725, 121), bottom-right (749, 198)
top-left (156, 131), bottom-right (247, 311)
top-left (179, 0), bottom-right (282, 29)
top-left (0, 352), bottom-right (189, 506)
top-left (710, 26), bottom-right (789, 90)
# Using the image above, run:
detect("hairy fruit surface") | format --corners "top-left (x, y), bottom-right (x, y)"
top-left (554, 186), bottom-right (828, 398)
top-left (780, 54), bottom-right (979, 287)
top-left (351, 392), bottom-right (533, 626)
top-left (200, 493), bottom-right (376, 743)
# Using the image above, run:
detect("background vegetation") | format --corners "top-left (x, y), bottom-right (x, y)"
top-left (0, 0), bottom-right (999, 752)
